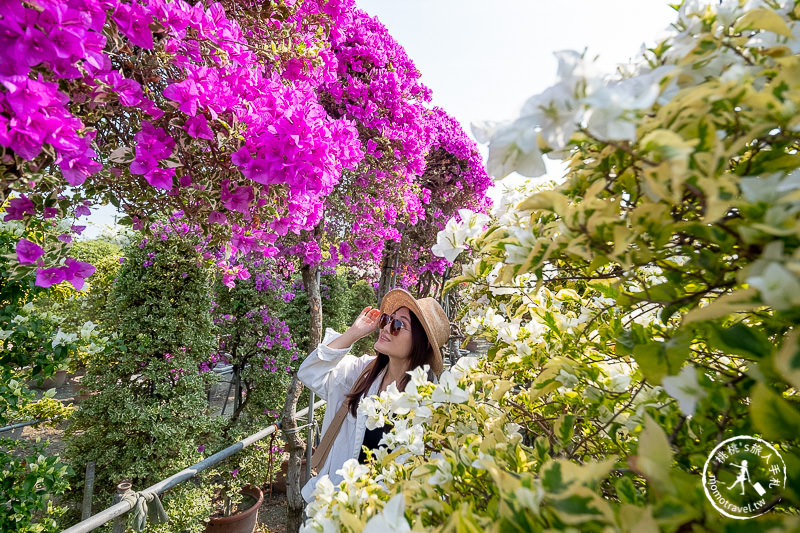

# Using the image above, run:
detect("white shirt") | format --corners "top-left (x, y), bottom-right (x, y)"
top-left (297, 328), bottom-right (385, 502)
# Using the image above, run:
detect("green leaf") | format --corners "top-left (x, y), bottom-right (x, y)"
top-left (682, 287), bottom-right (760, 323)
top-left (533, 436), bottom-right (549, 464)
top-left (707, 321), bottom-right (772, 359)
top-left (774, 331), bottom-right (800, 389)
top-left (651, 497), bottom-right (698, 529)
top-left (750, 382), bottom-right (800, 441)
top-left (643, 282), bottom-right (678, 302)
top-left (615, 476), bottom-right (638, 505)
top-left (541, 460), bottom-right (568, 494)
top-left (548, 486), bottom-right (613, 525)
top-left (631, 336), bottom-right (689, 385)
top-left (549, 492), bottom-right (601, 519)
top-left (619, 504), bottom-right (659, 533)
top-left (630, 416), bottom-right (675, 496)
top-left (735, 7), bottom-right (793, 37)
top-left (554, 414), bottom-right (575, 450)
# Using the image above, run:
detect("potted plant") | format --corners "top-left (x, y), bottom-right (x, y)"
top-left (35, 366), bottom-right (69, 389)
top-left (200, 440), bottom-right (276, 533)
top-left (205, 481), bottom-right (263, 533)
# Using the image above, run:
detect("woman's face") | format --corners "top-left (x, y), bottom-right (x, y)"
top-left (374, 306), bottom-right (414, 361)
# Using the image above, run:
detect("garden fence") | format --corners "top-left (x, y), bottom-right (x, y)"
top-left (0, 418), bottom-right (52, 435)
top-left (59, 399), bottom-right (325, 533)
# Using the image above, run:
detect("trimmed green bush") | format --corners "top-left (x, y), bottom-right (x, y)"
top-left (65, 226), bottom-right (218, 506)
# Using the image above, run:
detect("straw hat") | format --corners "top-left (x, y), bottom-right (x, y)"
top-left (380, 288), bottom-right (450, 375)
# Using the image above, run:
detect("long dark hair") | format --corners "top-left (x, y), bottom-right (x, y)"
top-left (345, 310), bottom-right (432, 417)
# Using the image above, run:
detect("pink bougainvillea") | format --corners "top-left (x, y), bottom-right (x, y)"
top-left (1, 0), bottom-right (489, 293)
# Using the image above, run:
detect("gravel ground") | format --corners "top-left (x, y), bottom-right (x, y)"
top-left (257, 491), bottom-right (288, 532)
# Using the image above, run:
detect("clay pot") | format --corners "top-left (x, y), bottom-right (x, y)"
top-left (205, 485), bottom-right (263, 533)
top-left (271, 458), bottom-right (309, 495)
top-left (32, 369), bottom-right (68, 389)
top-left (74, 386), bottom-right (97, 403)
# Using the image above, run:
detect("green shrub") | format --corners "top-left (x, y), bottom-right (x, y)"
top-left (48, 239), bottom-right (122, 337)
top-left (0, 218), bottom-right (80, 533)
top-left (210, 257), bottom-right (299, 428)
top-left (0, 439), bottom-right (72, 533)
top-left (65, 226), bottom-right (217, 506)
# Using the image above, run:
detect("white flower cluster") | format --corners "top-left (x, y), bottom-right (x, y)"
top-left (359, 364), bottom-right (472, 441)
top-left (303, 358), bottom-right (483, 531)
top-left (741, 178), bottom-right (800, 310)
top-left (51, 329), bottom-right (78, 349)
top-left (0, 218), bottom-right (25, 236)
top-left (95, 223), bottom-right (137, 246)
top-left (431, 208), bottom-right (491, 263)
top-left (472, 49), bottom-right (672, 179)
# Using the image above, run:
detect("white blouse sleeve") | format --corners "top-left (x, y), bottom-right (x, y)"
top-left (297, 328), bottom-right (374, 401)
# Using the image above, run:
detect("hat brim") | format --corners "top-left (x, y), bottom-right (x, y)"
top-left (380, 288), bottom-right (443, 375)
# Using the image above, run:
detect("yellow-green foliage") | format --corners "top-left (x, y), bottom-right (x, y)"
top-left (15, 396), bottom-right (75, 425)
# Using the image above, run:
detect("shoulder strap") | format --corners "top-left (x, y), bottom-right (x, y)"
top-left (309, 400), bottom-right (350, 472)
top-left (309, 359), bottom-right (377, 473)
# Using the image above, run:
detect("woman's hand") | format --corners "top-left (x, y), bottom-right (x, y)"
top-left (348, 306), bottom-right (382, 339)
top-left (326, 307), bottom-right (382, 349)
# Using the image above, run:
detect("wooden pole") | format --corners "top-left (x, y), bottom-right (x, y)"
top-left (81, 462), bottom-right (95, 521)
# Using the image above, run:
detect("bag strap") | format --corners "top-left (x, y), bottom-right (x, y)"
top-left (309, 400), bottom-right (349, 472)
top-left (309, 359), bottom-right (377, 473)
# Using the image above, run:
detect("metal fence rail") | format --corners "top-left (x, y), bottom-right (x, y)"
top-left (60, 399), bottom-right (325, 533)
top-left (0, 419), bottom-right (49, 433)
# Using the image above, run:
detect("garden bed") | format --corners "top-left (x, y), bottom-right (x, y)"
top-left (8, 340), bottom-right (492, 531)
top-left (8, 373), bottom-right (291, 532)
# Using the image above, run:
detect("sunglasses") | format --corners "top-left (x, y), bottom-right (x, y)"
top-left (378, 312), bottom-right (408, 336)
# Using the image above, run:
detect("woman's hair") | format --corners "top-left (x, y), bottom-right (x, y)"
top-left (345, 310), bottom-right (432, 417)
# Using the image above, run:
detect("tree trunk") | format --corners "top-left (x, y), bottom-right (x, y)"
top-left (302, 264), bottom-right (322, 353)
top-left (279, 264), bottom-right (324, 533)
top-left (377, 241), bottom-right (397, 304)
top-left (280, 374), bottom-right (305, 533)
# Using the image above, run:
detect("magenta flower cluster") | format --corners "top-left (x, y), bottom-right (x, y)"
top-left (199, 351), bottom-right (228, 374)
top-left (249, 308), bottom-right (296, 357)
top-left (1, 0), bottom-right (364, 279)
top-left (2, 0), bottom-right (491, 294)
top-left (15, 237), bottom-right (95, 290)
top-left (280, 10), bottom-right (492, 285)
top-left (254, 261), bottom-right (297, 302)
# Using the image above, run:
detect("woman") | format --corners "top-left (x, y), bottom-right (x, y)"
top-left (297, 288), bottom-right (449, 502)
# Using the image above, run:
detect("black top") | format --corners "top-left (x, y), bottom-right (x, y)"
top-left (358, 425), bottom-right (390, 463)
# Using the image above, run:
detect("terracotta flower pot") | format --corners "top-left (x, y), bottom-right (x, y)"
top-left (74, 386), bottom-right (97, 403)
top-left (205, 485), bottom-right (263, 533)
top-left (32, 369), bottom-right (68, 389)
top-left (272, 458), bottom-right (308, 495)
